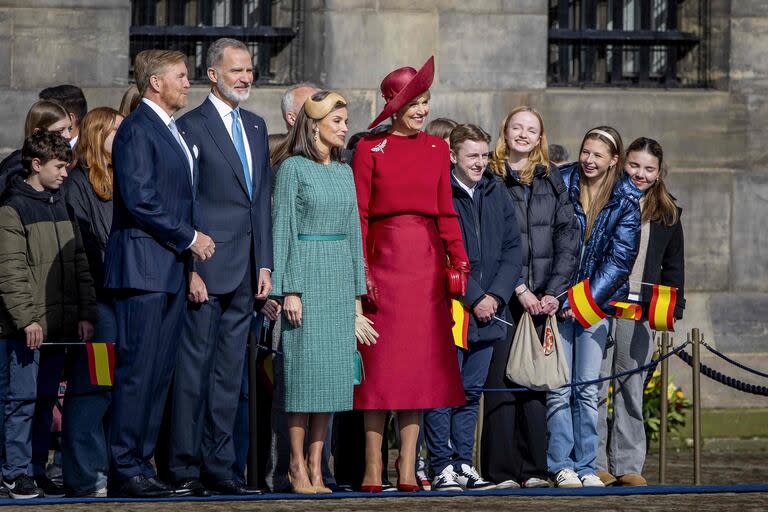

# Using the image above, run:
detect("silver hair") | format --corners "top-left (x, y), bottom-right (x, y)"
top-left (206, 38), bottom-right (250, 70)
top-left (280, 82), bottom-right (320, 117)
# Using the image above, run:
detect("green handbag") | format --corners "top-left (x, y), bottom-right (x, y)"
top-left (354, 350), bottom-right (365, 385)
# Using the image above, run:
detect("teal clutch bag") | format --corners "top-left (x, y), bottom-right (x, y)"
top-left (354, 350), bottom-right (365, 385)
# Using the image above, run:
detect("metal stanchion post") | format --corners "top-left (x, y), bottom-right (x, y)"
top-left (247, 321), bottom-right (260, 488)
top-left (692, 328), bottom-right (702, 485)
top-left (658, 331), bottom-right (671, 484)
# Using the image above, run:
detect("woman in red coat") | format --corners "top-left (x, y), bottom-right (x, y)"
top-left (352, 57), bottom-right (469, 492)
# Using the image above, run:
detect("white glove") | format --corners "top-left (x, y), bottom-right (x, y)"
top-left (355, 297), bottom-right (379, 346)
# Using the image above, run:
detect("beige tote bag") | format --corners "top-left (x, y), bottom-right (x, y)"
top-left (505, 313), bottom-right (570, 391)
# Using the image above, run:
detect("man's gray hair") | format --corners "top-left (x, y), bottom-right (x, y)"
top-left (206, 38), bottom-right (250, 70)
top-left (280, 82), bottom-right (320, 117)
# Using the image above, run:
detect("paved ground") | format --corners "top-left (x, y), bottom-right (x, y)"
top-left (6, 440), bottom-right (767, 511)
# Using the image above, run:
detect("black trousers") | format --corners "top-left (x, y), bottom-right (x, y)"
top-left (168, 264), bottom-right (255, 482)
top-left (480, 305), bottom-right (548, 483)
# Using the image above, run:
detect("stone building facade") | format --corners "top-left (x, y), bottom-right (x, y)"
top-left (0, 0), bottom-right (765, 405)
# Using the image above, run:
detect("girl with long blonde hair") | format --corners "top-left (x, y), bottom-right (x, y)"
top-left (480, 106), bottom-right (579, 489)
top-left (548, 126), bottom-right (641, 489)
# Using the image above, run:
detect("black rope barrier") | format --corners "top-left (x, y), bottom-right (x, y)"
top-left (700, 341), bottom-right (768, 380)
top-left (676, 349), bottom-right (768, 397)
top-left (468, 341), bottom-right (691, 394)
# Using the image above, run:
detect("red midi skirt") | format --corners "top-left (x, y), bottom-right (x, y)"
top-left (354, 215), bottom-right (466, 410)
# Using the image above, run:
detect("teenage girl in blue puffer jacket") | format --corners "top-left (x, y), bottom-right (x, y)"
top-left (546, 126), bottom-right (641, 489)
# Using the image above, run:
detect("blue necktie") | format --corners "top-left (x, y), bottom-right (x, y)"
top-left (231, 109), bottom-right (252, 199)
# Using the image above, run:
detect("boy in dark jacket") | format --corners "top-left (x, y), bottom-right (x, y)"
top-left (0, 131), bottom-right (96, 499)
top-left (424, 124), bottom-right (522, 492)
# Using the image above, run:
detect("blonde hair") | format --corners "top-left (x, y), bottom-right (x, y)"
top-left (489, 106), bottom-right (549, 184)
top-left (579, 126), bottom-right (624, 240)
top-left (74, 107), bottom-right (121, 201)
top-left (134, 49), bottom-right (186, 96)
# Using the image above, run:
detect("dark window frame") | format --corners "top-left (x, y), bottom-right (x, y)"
top-left (129, 0), bottom-right (298, 84)
top-left (548, 0), bottom-right (710, 88)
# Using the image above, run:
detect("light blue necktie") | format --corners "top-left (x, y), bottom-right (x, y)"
top-left (168, 119), bottom-right (192, 182)
top-left (231, 109), bottom-right (252, 199)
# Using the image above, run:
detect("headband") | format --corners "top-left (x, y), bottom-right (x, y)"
top-left (587, 129), bottom-right (618, 150)
top-left (304, 92), bottom-right (347, 120)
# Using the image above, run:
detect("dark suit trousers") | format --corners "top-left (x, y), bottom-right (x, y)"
top-left (110, 288), bottom-right (186, 482)
top-left (169, 264), bottom-right (254, 482)
top-left (480, 307), bottom-right (549, 483)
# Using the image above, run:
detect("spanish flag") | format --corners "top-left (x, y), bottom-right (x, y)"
top-left (609, 301), bottom-right (642, 321)
top-left (451, 299), bottom-right (469, 349)
top-left (86, 342), bottom-right (115, 386)
top-left (568, 278), bottom-right (606, 328)
top-left (649, 284), bottom-right (677, 331)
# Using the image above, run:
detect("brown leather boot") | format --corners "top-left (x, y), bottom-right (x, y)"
top-left (617, 473), bottom-right (647, 486)
top-left (596, 470), bottom-right (617, 486)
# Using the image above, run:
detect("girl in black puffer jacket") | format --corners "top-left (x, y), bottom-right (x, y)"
top-left (480, 107), bottom-right (579, 489)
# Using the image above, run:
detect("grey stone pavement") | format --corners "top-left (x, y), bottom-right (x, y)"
top-left (7, 440), bottom-right (768, 512)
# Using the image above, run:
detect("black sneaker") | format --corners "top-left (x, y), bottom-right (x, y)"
top-left (6, 475), bottom-right (41, 499)
top-left (36, 476), bottom-right (66, 498)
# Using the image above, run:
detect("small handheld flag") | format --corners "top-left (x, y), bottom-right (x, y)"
top-left (450, 299), bottom-right (469, 349)
top-left (86, 342), bottom-right (115, 386)
top-left (568, 278), bottom-right (606, 328)
top-left (649, 284), bottom-right (677, 331)
top-left (609, 301), bottom-right (643, 321)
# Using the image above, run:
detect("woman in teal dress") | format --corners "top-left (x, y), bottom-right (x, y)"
top-left (270, 91), bottom-right (374, 494)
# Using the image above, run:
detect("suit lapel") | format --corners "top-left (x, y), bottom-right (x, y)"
top-left (139, 103), bottom-right (191, 185)
top-left (200, 99), bottom-right (250, 199)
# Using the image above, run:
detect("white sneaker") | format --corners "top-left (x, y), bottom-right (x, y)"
top-left (554, 469), bottom-right (583, 488)
top-left (580, 473), bottom-right (605, 487)
top-left (453, 464), bottom-right (496, 491)
top-left (522, 477), bottom-right (550, 488)
top-left (495, 479), bottom-right (521, 489)
top-left (431, 466), bottom-right (463, 492)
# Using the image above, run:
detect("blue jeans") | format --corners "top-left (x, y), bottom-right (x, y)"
top-left (546, 318), bottom-right (609, 478)
top-left (424, 340), bottom-right (495, 474)
top-left (62, 300), bottom-right (116, 495)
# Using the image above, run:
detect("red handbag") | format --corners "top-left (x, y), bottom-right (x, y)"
top-left (446, 260), bottom-right (469, 297)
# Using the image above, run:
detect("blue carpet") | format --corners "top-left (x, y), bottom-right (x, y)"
top-left (3, 484), bottom-right (768, 506)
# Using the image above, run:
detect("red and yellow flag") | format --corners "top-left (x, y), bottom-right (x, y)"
top-left (649, 284), bottom-right (677, 331)
top-left (609, 300), bottom-right (642, 321)
top-left (450, 299), bottom-right (469, 349)
top-left (86, 342), bottom-right (115, 386)
top-left (568, 278), bottom-right (606, 328)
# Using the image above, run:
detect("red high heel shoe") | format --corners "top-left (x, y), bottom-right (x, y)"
top-left (359, 484), bottom-right (383, 493)
top-left (395, 457), bottom-right (420, 492)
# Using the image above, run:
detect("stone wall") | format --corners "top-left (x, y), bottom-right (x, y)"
top-left (0, 0), bottom-right (765, 407)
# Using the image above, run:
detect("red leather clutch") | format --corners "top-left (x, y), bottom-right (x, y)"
top-left (446, 265), bottom-right (467, 297)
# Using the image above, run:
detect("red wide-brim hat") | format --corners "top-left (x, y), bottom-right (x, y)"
top-left (368, 56), bottom-right (435, 129)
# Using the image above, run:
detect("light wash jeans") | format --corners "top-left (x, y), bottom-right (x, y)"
top-left (546, 317), bottom-right (610, 478)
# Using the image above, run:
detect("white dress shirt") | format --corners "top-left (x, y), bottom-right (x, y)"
top-left (453, 172), bottom-right (477, 198)
top-left (208, 93), bottom-right (252, 178)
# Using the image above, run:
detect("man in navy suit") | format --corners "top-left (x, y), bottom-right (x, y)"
top-left (169, 38), bottom-right (273, 496)
top-left (103, 49), bottom-right (216, 498)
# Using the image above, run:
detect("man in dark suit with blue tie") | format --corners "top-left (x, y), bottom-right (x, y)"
top-left (168, 38), bottom-right (273, 496)
top-left (104, 49), bottom-right (216, 498)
